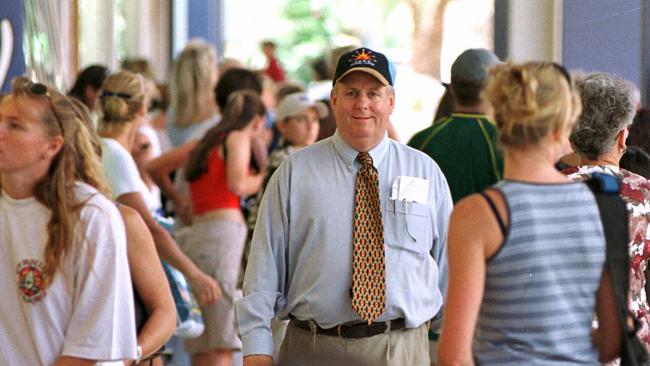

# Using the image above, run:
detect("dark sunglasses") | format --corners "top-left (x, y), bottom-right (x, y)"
top-left (28, 83), bottom-right (65, 135)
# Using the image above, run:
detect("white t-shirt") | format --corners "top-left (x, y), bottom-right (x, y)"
top-left (0, 182), bottom-right (137, 365)
top-left (101, 138), bottom-right (160, 213)
top-left (139, 124), bottom-right (162, 158)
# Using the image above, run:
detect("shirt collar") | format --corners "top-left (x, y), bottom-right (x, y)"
top-left (577, 164), bottom-right (621, 175)
top-left (332, 131), bottom-right (389, 171)
top-left (451, 112), bottom-right (496, 125)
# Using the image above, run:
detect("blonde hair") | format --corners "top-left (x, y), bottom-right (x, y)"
top-left (485, 62), bottom-right (581, 149)
top-left (99, 71), bottom-right (146, 132)
top-left (10, 77), bottom-right (109, 288)
top-left (170, 39), bottom-right (218, 127)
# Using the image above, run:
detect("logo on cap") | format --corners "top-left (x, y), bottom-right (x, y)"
top-left (333, 47), bottom-right (392, 86)
top-left (350, 49), bottom-right (376, 67)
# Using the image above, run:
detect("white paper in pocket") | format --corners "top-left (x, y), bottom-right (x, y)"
top-left (390, 176), bottom-right (429, 204)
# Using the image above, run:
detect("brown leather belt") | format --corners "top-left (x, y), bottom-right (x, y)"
top-left (290, 317), bottom-right (406, 338)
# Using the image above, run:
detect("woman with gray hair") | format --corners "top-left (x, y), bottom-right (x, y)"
top-left (564, 72), bottom-right (650, 353)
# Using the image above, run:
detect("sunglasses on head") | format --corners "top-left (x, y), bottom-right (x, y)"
top-left (28, 82), bottom-right (65, 135)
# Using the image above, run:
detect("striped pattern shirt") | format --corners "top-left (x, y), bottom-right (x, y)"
top-left (473, 180), bottom-right (605, 365)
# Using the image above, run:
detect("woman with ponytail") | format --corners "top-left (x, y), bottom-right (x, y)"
top-left (98, 71), bottom-right (221, 308)
top-left (180, 91), bottom-right (266, 366)
top-left (437, 62), bottom-right (621, 365)
top-left (0, 77), bottom-right (137, 365)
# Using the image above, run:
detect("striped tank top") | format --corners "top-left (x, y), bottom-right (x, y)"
top-left (473, 180), bottom-right (606, 365)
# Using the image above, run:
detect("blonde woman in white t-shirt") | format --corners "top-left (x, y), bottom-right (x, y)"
top-left (0, 77), bottom-right (136, 365)
top-left (98, 71), bottom-right (222, 307)
top-left (71, 96), bottom-right (176, 365)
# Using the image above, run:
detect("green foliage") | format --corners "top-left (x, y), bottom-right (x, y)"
top-left (275, 0), bottom-right (445, 84)
top-left (277, 0), bottom-right (339, 84)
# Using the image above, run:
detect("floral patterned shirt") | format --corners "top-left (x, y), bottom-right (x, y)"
top-left (564, 165), bottom-right (650, 351)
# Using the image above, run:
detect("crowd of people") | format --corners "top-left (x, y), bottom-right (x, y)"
top-left (2, 36), bottom-right (650, 366)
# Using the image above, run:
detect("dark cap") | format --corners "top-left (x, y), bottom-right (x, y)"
top-left (451, 48), bottom-right (500, 83)
top-left (333, 47), bottom-right (393, 86)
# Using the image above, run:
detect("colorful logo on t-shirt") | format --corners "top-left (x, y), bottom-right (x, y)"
top-left (16, 259), bottom-right (47, 303)
top-left (349, 49), bottom-right (377, 67)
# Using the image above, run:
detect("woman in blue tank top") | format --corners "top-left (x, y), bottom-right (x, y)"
top-left (437, 62), bottom-right (621, 365)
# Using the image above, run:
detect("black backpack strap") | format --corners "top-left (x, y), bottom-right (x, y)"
top-left (586, 173), bottom-right (648, 365)
top-left (586, 173), bottom-right (629, 311)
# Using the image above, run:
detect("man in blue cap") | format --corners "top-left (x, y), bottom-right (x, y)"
top-left (237, 47), bottom-right (452, 366)
top-left (409, 48), bottom-right (504, 204)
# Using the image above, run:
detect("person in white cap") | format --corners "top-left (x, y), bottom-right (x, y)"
top-left (237, 47), bottom-right (452, 366)
top-left (247, 92), bottom-right (328, 236)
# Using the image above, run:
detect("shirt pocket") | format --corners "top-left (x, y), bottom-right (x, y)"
top-left (384, 199), bottom-right (432, 255)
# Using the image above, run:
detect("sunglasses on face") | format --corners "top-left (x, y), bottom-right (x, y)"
top-left (28, 82), bottom-right (65, 135)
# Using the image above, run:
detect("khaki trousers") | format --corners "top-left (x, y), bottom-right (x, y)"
top-left (276, 321), bottom-right (430, 366)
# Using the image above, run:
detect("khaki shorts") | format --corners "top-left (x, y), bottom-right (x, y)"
top-left (178, 219), bottom-right (247, 353)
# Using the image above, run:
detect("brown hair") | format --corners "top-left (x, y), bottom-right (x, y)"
top-left (484, 62), bottom-right (581, 149)
top-left (10, 77), bottom-right (108, 288)
top-left (185, 91), bottom-right (266, 181)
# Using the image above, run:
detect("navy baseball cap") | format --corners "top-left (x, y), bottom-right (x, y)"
top-left (333, 47), bottom-right (393, 86)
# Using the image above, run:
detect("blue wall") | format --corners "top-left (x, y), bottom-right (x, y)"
top-left (562, 0), bottom-right (642, 94)
top-left (0, 0), bottom-right (25, 92)
top-left (187, 0), bottom-right (224, 58)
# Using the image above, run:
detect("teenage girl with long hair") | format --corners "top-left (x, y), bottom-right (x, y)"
top-left (0, 77), bottom-right (137, 365)
top-left (98, 71), bottom-right (221, 306)
top-left (72, 95), bottom-right (176, 365)
top-left (181, 91), bottom-right (266, 366)
top-left (168, 39), bottom-right (220, 147)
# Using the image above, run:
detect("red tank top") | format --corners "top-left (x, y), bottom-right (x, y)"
top-left (189, 147), bottom-right (240, 215)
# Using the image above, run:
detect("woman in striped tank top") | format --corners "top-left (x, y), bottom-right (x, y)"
top-left (437, 62), bottom-right (621, 365)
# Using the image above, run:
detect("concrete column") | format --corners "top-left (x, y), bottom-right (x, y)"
top-left (494, 0), bottom-right (649, 102)
top-left (494, 0), bottom-right (561, 63)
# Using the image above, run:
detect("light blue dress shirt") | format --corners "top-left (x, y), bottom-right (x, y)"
top-left (236, 132), bottom-right (453, 356)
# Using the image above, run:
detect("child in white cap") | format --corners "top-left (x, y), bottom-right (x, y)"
top-left (246, 92), bottom-right (329, 237)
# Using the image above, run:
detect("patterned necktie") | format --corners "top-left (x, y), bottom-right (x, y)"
top-left (351, 152), bottom-right (386, 324)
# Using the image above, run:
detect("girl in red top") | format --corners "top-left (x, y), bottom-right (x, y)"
top-left (182, 91), bottom-right (266, 366)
